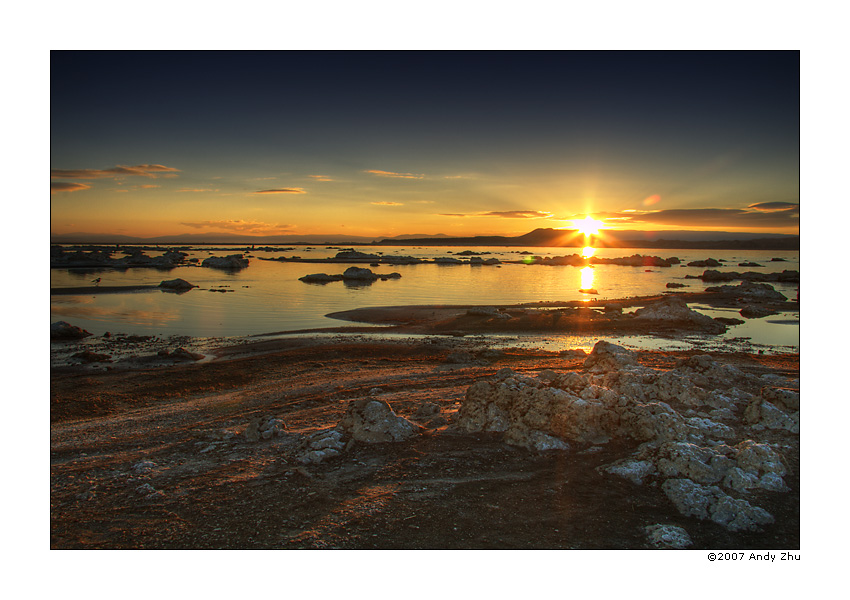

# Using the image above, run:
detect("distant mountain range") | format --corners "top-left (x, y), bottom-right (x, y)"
top-left (50, 228), bottom-right (799, 250)
top-left (376, 228), bottom-right (800, 250)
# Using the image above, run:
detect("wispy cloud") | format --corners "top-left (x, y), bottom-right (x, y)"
top-left (309, 175), bottom-right (334, 182)
top-left (439, 210), bottom-right (554, 219)
top-left (178, 188), bottom-right (220, 193)
top-left (51, 181), bottom-right (91, 192)
top-left (371, 201), bottom-right (404, 206)
top-left (50, 164), bottom-right (181, 179)
top-left (482, 211), bottom-right (553, 219)
top-left (180, 220), bottom-right (294, 234)
top-left (253, 188), bottom-right (306, 194)
top-left (365, 170), bottom-right (425, 179)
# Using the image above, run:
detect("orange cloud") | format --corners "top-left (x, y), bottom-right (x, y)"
top-left (253, 188), bottom-right (306, 194)
top-left (371, 201), bottom-right (404, 206)
top-left (309, 175), bottom-right (334, 182)
top-left (365, 170), bottom-right (424, 179)
top-left (51, 181), bottom-right (91, 192)
top-left (747, 201), bottom-right (799, 212)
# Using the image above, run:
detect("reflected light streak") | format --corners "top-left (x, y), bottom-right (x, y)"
top-left (580, 266), bottom-right (594, 290)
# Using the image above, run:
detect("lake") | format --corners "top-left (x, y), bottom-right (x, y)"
top-left (50, 245), bottom-right (800, 352)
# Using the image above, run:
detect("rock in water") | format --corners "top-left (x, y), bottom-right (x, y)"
top-left (201, 254), bottom-right (249, 269)
top-left (158, 278), bottom-right (197, 292)
top-left (342, 267), bottom-right (379, 281)
top-left (299, 273), bottom-right (344, 283)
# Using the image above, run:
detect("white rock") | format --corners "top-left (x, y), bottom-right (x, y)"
top-left (645, 524), bottom-right (693, 549)
top-left (662, 478), bottom-right (774, 531)
top-left (604, 459), bottom-right (655, 484)
top-left (338, 398), bottom-right (422, 443)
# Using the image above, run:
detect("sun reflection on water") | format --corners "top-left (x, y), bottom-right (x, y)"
top-left (578, 266), bottom-right (597, 301)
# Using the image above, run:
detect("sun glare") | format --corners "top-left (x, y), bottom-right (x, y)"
top-left (574, 216), bottom-right (605, 236)
top-left (582, 246), bottom-right (595, 258)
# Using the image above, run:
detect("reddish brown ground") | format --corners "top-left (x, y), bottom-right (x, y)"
top-left (51, 338), bottom-right (799, 550)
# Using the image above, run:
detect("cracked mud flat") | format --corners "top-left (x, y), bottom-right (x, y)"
top-left (50, 336), bottom-right (799, 550)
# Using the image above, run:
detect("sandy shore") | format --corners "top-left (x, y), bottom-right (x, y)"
top-left (51, 310), bottom-right (799, 549)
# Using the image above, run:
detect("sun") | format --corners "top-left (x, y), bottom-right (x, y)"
top-left (574, 216), bottom-right (605, 236)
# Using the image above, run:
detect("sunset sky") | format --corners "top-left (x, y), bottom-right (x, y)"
top-left (50, 51), bottom-right (800, 240)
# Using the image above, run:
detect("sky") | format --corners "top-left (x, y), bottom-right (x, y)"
top-left (50, 51), bottom-right (800, 240)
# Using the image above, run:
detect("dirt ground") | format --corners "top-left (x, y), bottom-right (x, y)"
top-left (50, 334), bottom-right (799, 550)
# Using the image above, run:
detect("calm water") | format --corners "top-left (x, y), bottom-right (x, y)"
top-left (50, 245), bottom-right (800, 351)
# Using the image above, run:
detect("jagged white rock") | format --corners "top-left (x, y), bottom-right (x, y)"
top-left (456, 339), bottom-right (796, 528)
top-left (338, 397), bottom-right (422, 443)
top-left (662, 478), bottom-right (774, 532)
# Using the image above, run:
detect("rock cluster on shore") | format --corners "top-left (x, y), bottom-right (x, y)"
top-left (693, 269), bottom-right (799, 284)
top-left (455, 340), bottom-right (799, 532)
top-left (296, 397), bottom-right (422, 463)
top-left (631, 296), bottom-right (726, 333)
top-left (704, 280), bottom-right (789, 302)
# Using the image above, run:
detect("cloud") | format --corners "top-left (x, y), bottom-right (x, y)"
top-left (747, 202), bottom-right (800, 212)
top-left (439, 210), bottom-right (553, 219)
top-left (365, 170), bottom-right (425, 179)
top-left (253, 188), bottom-right (306, 194)
top-left (51, 181), bottom-right (91, 192)
top-left (178, 188), bottom-right (220, 193)
top-left (600, 206), bottom-right (799, 229)
top-left (180, 220), bottom-right (294, 234)
top-left (50, 164), bottom-right (181, 179)
top-left (309, 175), bottom-right (334, 182)
top-left (371, 201), bottom-right (404, 206)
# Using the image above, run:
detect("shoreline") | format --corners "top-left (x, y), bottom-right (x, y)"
top-left (50, 291), bottom-right (799, 372)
